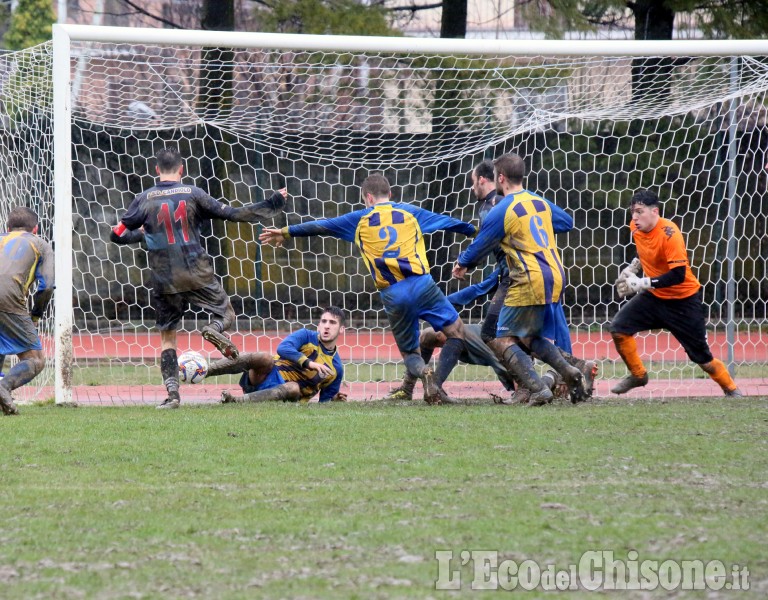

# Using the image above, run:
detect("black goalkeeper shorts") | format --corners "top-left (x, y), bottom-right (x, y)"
top-left (153, 283), bottom-right (234, 331)
top-left (609, 290), bottom-right (714, 365)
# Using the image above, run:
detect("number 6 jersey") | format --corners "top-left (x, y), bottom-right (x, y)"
top-left (458, 190), bottom-right (572, 307)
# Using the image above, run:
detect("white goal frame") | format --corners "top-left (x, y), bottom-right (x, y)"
top-left (51, 25), bottom-right (768, 404)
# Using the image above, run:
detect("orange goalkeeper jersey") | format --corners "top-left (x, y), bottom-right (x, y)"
top-left (630, 217), bottom-right (700, 300)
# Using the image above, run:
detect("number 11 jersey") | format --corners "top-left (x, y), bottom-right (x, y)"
top-left (121, 181), bottom-right (231, 294)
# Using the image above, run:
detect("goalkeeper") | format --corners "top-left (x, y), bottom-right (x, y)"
top-left (0, 207), bottom-right (54, 416)
top-left (610, 189), bottom-right (741, 397)
top-left (111, 146), bottom-right (286, 409)
top-left (210, 307), bottom-right (347, 404)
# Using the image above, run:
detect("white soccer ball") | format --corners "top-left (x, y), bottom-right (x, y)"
top-left (178, 351), bottom-right (208, 384)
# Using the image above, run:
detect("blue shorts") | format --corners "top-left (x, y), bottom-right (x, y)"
top-left (0, 310), bottom-right (42, 355)
top-left (380, 275), bottom-right (459, 354)
top-left (497, 302), bottom-right (572, 352)
top-left (239, 365), bottom-right (284, 394)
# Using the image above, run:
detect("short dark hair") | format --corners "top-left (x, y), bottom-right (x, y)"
top-left (493, 153), bottom-right (526, 184)
top-left (155, 147), bottom-right (183, 174)
top-left (474, 160), bottom-right (495, 181)
top-left (321, 306), bottom-right (346, 326)
top-left (361, 174), bottom-right (391, 200)
top-left (6, 206), bottom-right (38, 231)
top-left (630, 189), bottom-right (660, 208)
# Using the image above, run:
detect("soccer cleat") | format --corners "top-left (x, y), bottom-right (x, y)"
top-left (156, 397), bottom-right (180, 410)
top-left (0, 385), bottom-right (19, 416)
top-left (581, 360), bottom-right (599, 398)
top-left (220, 390), bottom-right (240, 404)
top-left (542, 370), bottom-right (569, 401)
top-left (202, 326), bottom-right (239, 359)
top-left (528, 387), bottom-right (554, 407)
top-left (421, 367), bottom-right (442, 405)
top-left (383, 385), bottom-right (413, 402)
top-left (610, 373), bottom-right (649, 395)
top-left (562, 365), bottom-right (586, 404)
top-left (501, 387), bottom-right (531, 406)
top-left (724, 388), bottom-right (743, 398)
top-left (436, 387), bottom-right (461, 405)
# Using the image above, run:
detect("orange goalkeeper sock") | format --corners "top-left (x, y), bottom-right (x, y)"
top-left (700, 359), bottom-right (737, 392)
top-left (611, 333), bottom-right (647, 377)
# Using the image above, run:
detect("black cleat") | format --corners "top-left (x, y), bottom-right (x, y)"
top-left (202, 326), bottom-right (239, 359)
top-left (156, 398), bottom-right (180, 410)
top-left (610, 373), bottom-right (649, 395)
top-left (0, 385), bottom-right (19, 416)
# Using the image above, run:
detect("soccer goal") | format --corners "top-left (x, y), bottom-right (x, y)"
top-left (3, 25), bottom-right (767, 405)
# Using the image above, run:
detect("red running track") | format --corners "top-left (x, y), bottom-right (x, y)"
top-left (70, 330), bottom-right (767, 362)
top-left (53, 329), bottom-right (767, 402)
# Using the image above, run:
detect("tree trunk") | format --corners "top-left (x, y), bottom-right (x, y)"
top-left (440, 0), bottom-right (467, 39)
top-left (432, 0), bottom-right (468, 134)
top-left (198, 1), bottom-right (239, 299)
top-left (631, 0), bottom-right (675, 105)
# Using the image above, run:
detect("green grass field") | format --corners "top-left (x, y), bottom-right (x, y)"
top-left (1, 397), bottom-right (766, 598)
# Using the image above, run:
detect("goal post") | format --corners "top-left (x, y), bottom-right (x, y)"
top-left (40, 25), bottom-right (768, 403)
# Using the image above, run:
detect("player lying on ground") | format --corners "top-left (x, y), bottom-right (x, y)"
top-left (0, 207), bottom-right (54, 416)
top-left (610, 189), bottom-right (742, 397)
top-left (454, 153), bottom-right (588, 406)
top-left (111, 146), bottom-right (286, 409)
top-left (260, 174), bottom-right (476, 405)
top-left (206, 307), bottom-right (347, 404)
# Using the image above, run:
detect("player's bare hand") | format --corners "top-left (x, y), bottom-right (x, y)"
top-left (277, 187), bottom-right (288, 200)
top-left (331, 392), bottom-right (348, 402)
top-left (308, 361), bottom-right (332, 377)
top-left (452, 263), bottom-right (467, 280)
top-left (259, 228), bottom-right (285, 246)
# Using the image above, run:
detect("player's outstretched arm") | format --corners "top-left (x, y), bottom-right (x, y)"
top-left (259, 227), bottom-right (287, 246)
top-left (224, 188), bottom-right (287, 222)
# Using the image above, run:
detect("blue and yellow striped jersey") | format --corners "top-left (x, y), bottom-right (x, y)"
top-left (354, 203), bottom-right (430, 289)
top-left (458, 190), bottom-right (570, 307)
top-left (274, 329), bottom-right (343, 402)
top-left (286, 201), bottom-right (475, 290)
top-left (0, 230), bottom-right (55, 316)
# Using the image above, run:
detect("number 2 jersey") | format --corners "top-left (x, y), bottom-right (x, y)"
top-left (282, 201), bottom-right (476, 290)
top-left (458, 190), bottom-right (572, 307)
top-left (120, 180), bottom-right (280, 294)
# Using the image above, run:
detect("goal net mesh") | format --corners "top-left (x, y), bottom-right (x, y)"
top-left (1, 38), bottom-right (767, 403)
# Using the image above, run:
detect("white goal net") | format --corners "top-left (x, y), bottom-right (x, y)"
top-left (1, 28), bottom-right (766, 404)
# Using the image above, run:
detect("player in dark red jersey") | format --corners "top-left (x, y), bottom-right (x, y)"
top-left (111, 147), bottom-right (286, 409)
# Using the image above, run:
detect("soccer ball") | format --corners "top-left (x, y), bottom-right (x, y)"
top-left (178, 351), bottom-right (208, 384)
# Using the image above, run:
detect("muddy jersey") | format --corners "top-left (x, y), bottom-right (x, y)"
top-left (121, 181), bottom-right (247, 294)
top-left (458, 190), bottom-right (572, 307)
top-left (273, 329), bottom-right (344, 402)
top-left (477, 190), bottom-right (508, 276)
top-left (0, 231), bottom-right (54, 316)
